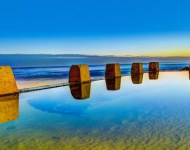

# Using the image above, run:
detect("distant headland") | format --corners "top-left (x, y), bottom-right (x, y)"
top-left (0, 54), bottom-right (190, 68)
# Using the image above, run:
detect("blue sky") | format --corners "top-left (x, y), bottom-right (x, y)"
top-left (0, 0), bottom-right (190, 56)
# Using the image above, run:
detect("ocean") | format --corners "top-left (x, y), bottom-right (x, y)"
top-left (12, 62), bottom-right (189, 81)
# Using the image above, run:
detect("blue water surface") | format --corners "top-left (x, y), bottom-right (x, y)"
top-left (12, 62), bottom-right (189, 81)
top-left (0, 71), bottom-right (190, 149)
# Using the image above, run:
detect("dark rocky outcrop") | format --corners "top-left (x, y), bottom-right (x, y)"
top-left (180, 67), bottom-right (189, 71)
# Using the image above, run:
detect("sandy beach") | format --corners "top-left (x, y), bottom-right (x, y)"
top-left (16, 79), bottom-right (68, 89)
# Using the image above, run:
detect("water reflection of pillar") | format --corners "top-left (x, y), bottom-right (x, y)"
top-left (149, 71), bottom-right (159, 80)
top-left (105, 77), bottom-right (121, 90)
top-left (131, 74), bottom-right (143, 84)
top-left (69, 82), bottom-right (91, 100)
top-left (0, 94), bottom-right (19, 124)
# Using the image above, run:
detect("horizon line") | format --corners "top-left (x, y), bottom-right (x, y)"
top-left (1, 53), bottom-right (190, 58)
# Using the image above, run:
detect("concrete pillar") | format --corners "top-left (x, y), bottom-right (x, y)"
top-left (149, 62), bottom-right (159, 72)
top-left (131, 63), bottom-right (143, 74)
top-left (0, 94), bottom-right (19, 124)
top-left (0, 66), bottom-right (18, 96)
top-left (131, 74), bottom-right (143, 84)
top-left (149, 71), bottom-right (159, 80)
top-left (69, 82), bottom-right (91, 100)
top-left (105, 77), bottom-right (121, 90)
top-left (105, 63), bottom-right (121, 78)
top-left (69, 64), bottom-right (91, 83)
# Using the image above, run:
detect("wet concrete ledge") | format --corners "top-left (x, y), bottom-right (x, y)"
top-left (18, 77), bottom-right (105, 94)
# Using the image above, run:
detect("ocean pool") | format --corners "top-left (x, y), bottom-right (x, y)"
top-left (1, 71), bottom-right (190, 150)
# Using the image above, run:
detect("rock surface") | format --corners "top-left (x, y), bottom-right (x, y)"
top-left (180, 67), bottom-right (189, 71)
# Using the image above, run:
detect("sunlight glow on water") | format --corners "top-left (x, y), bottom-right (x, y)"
top-left (0, 71), bottom-right (190, 149)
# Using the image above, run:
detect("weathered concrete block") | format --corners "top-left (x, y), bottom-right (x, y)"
top-left (105, 63), bottom-right (121, 78)
top-left (69, 82), bottom-right (91, 100)
top-left (149, 62), bottom-right (159, 72)
top-left (131, 74), bottom-right (143, 84)
top-left (131, 63), bottom-right (143, 74)
top-left (149, 71), bottom-right (159, 80)
top-left (0, 66), bottom-right (18, 96)
top-left (105, 77), bottom-right (121, 90)
top-left (69, 64), bottom-right (91, 83)
top-left (0, 94), bottom-right (19, 124)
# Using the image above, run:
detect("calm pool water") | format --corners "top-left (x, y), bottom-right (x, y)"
top-left (1, 71), bottom-right (190, 150)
